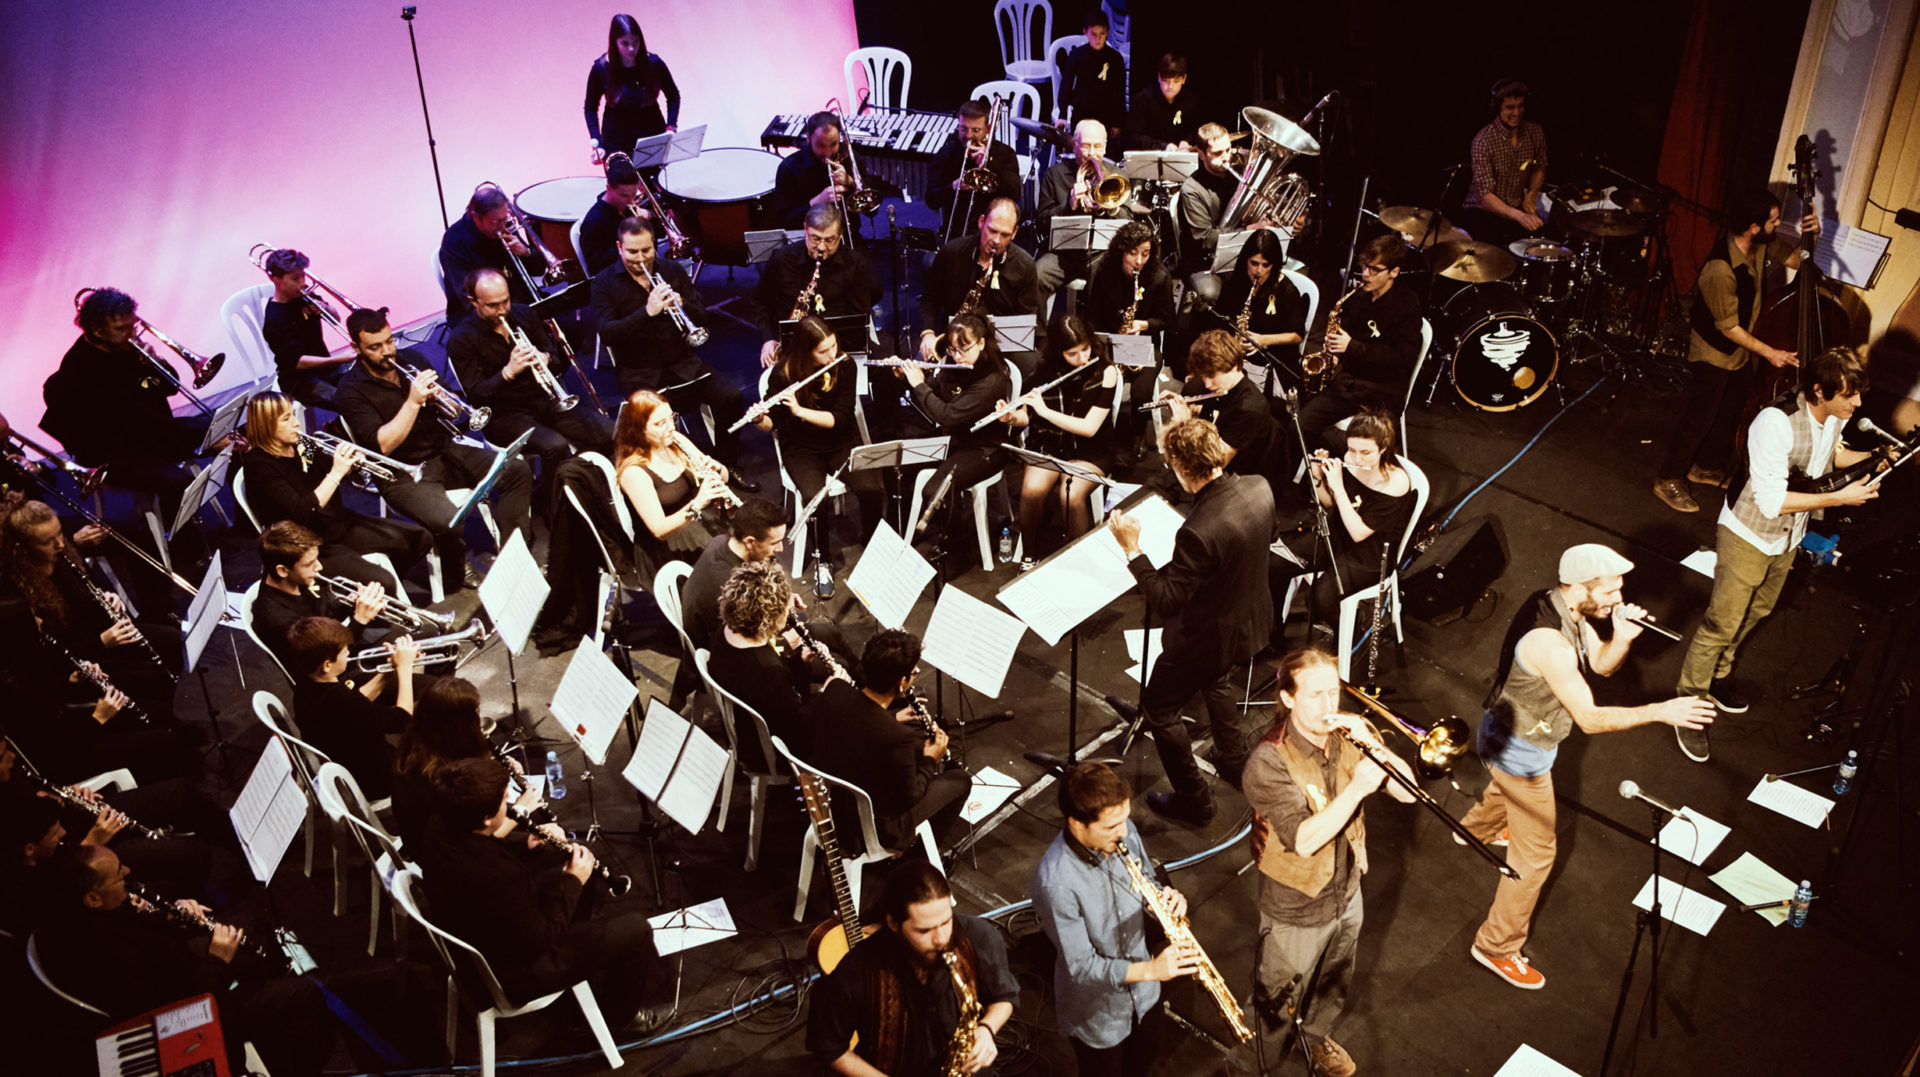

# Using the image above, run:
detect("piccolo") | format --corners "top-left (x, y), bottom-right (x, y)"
top-left (859, 357), bottom-right (967, 369)
top-left (730, 355), bottom-right (848, 433)
top-left (1136, 389), bottom-right (1227, 412)
top-left (508, 806), bottom-right (631, 897)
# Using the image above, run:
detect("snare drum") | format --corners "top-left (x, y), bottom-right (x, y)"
top-left (1507, 237), bottom-right (1577, 305)
top-left (1443, 284), bottom-right (1558, 411)
top-left (657, 148), bottom-right (784, 266)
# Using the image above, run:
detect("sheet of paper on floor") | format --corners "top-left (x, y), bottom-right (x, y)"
top-left (961, 765), bottom-right (1022, 824)
top-left (1747, 777), bottom-right (1834, 828)
top-left (1709, 851), bottom-right (1798, 926)
top-left (1492, 1043), bottom-right (1582, 1077)
top-left (1632, 874), bottom-right (1726, 936)
top-left (1656, 809), bottom-right (1730, 865)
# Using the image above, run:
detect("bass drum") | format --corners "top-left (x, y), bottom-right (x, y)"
top-left (1443, 283), bottom-right (1558, 411)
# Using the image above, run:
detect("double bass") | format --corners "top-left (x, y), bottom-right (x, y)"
top-left (1751, 134), bottom-right (1850, 403)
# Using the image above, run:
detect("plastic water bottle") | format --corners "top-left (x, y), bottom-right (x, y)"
top-left (1833, 750), bottom-right (1858, 796)
top-left (545, 751), bottom-right (567, 800)
top-left (813, 560), bottom-right (835, 600)
top-left (997, 526), bottom-right (1014, 563)
top-left (1787, 880), bottom-right (1813, 927)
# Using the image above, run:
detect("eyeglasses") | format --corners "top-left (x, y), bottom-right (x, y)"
top-left (1358, 263), bottom-right (1390, 276)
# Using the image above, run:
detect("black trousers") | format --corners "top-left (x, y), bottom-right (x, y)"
top-left (376, 442), bottom-right (534, 589)
top-left (1659, 359), bottom-right (1756, 481)
top-left (616, 362), bottom-right (746, 466)
top-left (97, 779), bottom-right (250, 904)
top-left (1071, 1005), bottom-right (1168, 1077)
top-left (230, 974), bottom-right (335, 1077)
top-left (880, 766), bottom-right (973, 852)
top-left (516, 907), bottom-right (659, 1027)
top-left (319, 510), bottom-right (434, 594)
top-left (1140, 653), bottom-right (1250, 803)
top-left (780, 440), bottom-right (888, 549)
top-left (484, 400), bottom-right (617, 515)
top-left (282, 366), bottom-right (346, 411)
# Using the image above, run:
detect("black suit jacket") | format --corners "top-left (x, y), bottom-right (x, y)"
top-left (754, 239), bottom-right (876, 341)
top-left (590, 260), bottom-right (707, 387)
top-left (918, 234), bottom-right (1041, 333)
top-left (1128, 474), bottom-right (1276, 667)
top-left (1036, 157), bottom-right (1130, 236)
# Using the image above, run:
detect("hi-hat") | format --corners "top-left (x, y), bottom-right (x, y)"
top-left (1567, 208), bottom-right (1645, 237)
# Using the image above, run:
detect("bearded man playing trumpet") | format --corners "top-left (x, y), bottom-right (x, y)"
top-left (448, 269), bottom-right (615, 511)
top-left (1227, 647), bottom-right (1414, 1077)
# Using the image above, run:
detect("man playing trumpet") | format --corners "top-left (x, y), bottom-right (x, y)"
top-left (447, 269), bottom-right (615, 511)
top-left (1228, 647), bottom-right (1414, 1077)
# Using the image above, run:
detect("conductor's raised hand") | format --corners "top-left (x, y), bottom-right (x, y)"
top-left (1106, 510), bottom-right (1141, 556)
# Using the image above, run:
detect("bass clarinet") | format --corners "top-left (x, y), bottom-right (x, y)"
top-left (1119, 848), bottom-right (1251, 1042)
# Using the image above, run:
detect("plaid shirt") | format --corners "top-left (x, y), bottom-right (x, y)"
top-left (1466, 119), bottom-right (1548, 210)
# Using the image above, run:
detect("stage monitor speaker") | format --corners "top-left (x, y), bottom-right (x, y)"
top-left (1402, 515), bottom-right (1507, 625)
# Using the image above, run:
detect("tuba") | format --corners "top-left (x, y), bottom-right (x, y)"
top-left (1218, 107), bottom-right (1319, 233)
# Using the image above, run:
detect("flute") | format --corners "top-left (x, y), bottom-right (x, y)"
top-left (731, 354), bottom-right (848, 433)
top-left (1136, 389), bottom-right (1227, 413)
top-left (859, 357), bottom-right (967, 370)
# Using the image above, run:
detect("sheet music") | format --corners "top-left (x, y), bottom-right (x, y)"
top-left (173, 446), bottom-right (233, 535)
top-left (621, 699), bottom-right (689, 802)
top-left (1100, 333), bottom-right (1157, 369)
top-left (987, 313), bottom-right (1038, 353)
top-left (550, 637), bottom-right (640, 766)
top-left (228, 739), bottom-right (306, 883)
top-left (184, 551), bottom-right (225, 673)
top-left (1654, 809), bottom-right (1730, 866)
top-left (847, 520), bottom-right (937, 629)
top-left (478, 529), bottom-right (550, 655)
top-left (1123, 627), bottom-right (1164, 683)
top-left (649, 897), bottom-right (737, 956)
top-left (997, 492), bottom-right (1183, 645)
top-left (1811, 219), bottom-right (1891, 288)
top-left (1747, 776), bottom-right (1834, 828)
top-left (1631, 874), bottom-right (1726, 936)
top-left (1679, 549), bottom-right (1717, 577)
top-left (923, 585), bottom-right (1027, 697)
top-left (960, 765), bottom-right (1022, 824)
top-left (1709, 851), bottom-right (1798, 926)
top-left (1492, 1044), bottom-right (1583, 1077)
top-left (655, 719), bottom-right (728, 834)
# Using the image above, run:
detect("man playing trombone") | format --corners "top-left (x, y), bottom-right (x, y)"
top-left (1035, 120), bottom-right (1133, 311)
top-left (924, 98), bottom-right (1021, 243)
top-left (770, 111), bottom-right (855, 231)
top-left (447, 269), bottom-right (615, 511)
top-left (1229, 647), bottom-right (1414, 1077)
top-left (333, 308), bottom-right (534, 595)
top-left (437, 184), bottom-right (555, 321)
top-left (258, 248), bottom-right (356, 408)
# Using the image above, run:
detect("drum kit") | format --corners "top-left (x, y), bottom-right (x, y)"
top-left (1384, 184), bottom-right (1666, 411)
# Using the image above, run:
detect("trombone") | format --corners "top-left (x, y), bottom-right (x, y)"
top-left (75, 288), bottom-right (225, 416)
top-left (298, 431), bottom-right (423, 483)
top-left (484, 183), bottom-right (569, 288)
top-left (1337, 685), bottom-right (1518, 879)
top-left (4, 428), bottom-right (107, 497)
top-left (945, 94), bottom-right (1003, 243)
top-left (311, 572), bottom-right (455, 634)
top-left (500, 318), bottom-right (578, 411)
top-left (625, 160), bottom-right (693, 258)
top-left (245, 244), bottom-right (366, 332)
top-left (347, 620), bottom-right (488, 671)
top-left (831, 107), bottom-right (881, 217)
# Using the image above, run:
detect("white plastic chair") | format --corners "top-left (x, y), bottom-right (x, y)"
top-left (844, 47), bottom-right (911, 111)
top-left (252, 690), bottom-right (329, 877)
top-left (1047, 35), bottom-right (1088, 124)
top-left (993, 0), bottom-right (1054, 86)
top-left (654, 561), bottom-right (699, 665)
top-left (770, 736), bottom-right (940, 923)
top-left (1402, 319), bottom-right (1433, 456)
top-left (75, 767), bottom-right (138, 794)
top-left (237, 580), bottom-right (297, 687)
top-left (692, 648), bottom-right (793, 871)
top-left (311, 762), bottom-right (406, 956)
top-left (757, 366), bottom-right (849, 578)
top-left (906, 366), bottom-right (1021, 572)
top-left (1281, 457), bottom-right (1431, 681)
top-left (1101, 1), bottom-right (1131, 66)
top-left (219, 282), bottom-right (279, 389)
top-left (568, 218), bottom-right (609, 373)
top-left (968, 80), bottom-right (1044, 188)
top-left (26, 934), bottom-right (106, 1016)
top-left (387, 867), bottom-right (624, 1076)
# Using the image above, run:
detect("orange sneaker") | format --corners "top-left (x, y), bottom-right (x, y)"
top-left (1472, 946), bottom-right (1546, 990)
top-left (1455, 826), bottom-right (1510, 848)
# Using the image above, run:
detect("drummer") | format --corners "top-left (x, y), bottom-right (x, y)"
top-left (771, 112), bottom-right (854, 232)
top-left (1461, 78), bottom-right (1548, 248)
top-left (1296, 234), bottom-right (1424, 452)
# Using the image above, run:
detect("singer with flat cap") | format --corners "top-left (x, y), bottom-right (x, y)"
top-left (1459, 543), bottom-right (1713, 991)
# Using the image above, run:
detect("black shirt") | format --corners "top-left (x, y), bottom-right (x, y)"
top-left (251, 584), bottom-right (357, 673)
top-left (590, 260), bottom-right (708, 388)
top-left (1218, 272), bottom-right (1311, 363)
top-left (261, 298), bottom-right (330, 379)
top-left (1059, 44), bottom-right (1128, 131)
top-left (1025, 356), bottom-right (1119, 469)
top-left (909, 362), bottom-right (1014, 454)
top-left (1083, 258), bottom-right (1174, 337)
top-left (446, 304), bottom-right (564, 411)
top-left (333, 350), bottom-right (450, 465)
top-left (36, 904), bottom-right (250, 1020)
top-left (806, 679), bottom-right (939, 829)
top-left (1333, 283), bottom-right (1425, 404)
top-left (755, 239), bottom-right (876, 342)
top-left (679, 535), bottom-right (743, 652)
top-left (415, 820), bottom-right (583, 995)
top-left (1177, 165), bottom-right (1244, 275)
top-left (437, 215), bottom-right (547, 321)
top-left (924, 138), bottom-right (1022, 235)
top-left (293, 679), bottom-right (408, 800)
top-left (772, 148), bottom-right (834, 231)
top-left (806, 916), bottom-right (1020, 1074)
top-left (40, 336), bottom-right (199, 466)
top-left (765, 357), bottom-right (859, 457)
top-left (1036, 157), bottom-right (1130, 236)
top-left (584, 53), bottom-right (681, 151)
top-left (708, 640), bottom-right (811, 764)
top-left (1126, 85), bottom-right (1198, 151)
top-left (579, 196), bottom-right (642, 278)
top-left (240, 446), bottom-right (353, 544)
top-left (1184, 375), bottom-right (1274, 479)
top-left (919, 235), bottom-right (1041, 333)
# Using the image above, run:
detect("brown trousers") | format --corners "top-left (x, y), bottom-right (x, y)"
top-left (1461, 763), bottom-right (1558, 958)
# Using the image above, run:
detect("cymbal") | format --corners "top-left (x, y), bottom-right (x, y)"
top-left (1380, 205), bottom-right (1451, 239)
top-left (1567, 208), bottom-right (1645, 237)
top-left (1610, 187), bottom-right (1668, 215)
top-left (1010, 116), bottom-right (1075, 151)
top-left (1426, 239), bottom-right (1517, 283)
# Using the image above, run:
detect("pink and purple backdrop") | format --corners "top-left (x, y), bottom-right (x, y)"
top-left (0, 0), bottom-right (856, 443)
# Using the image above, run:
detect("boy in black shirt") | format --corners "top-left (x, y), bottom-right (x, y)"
top-left (288, 617), bottom-right (416, 801)
top-left (1056, 11), bottom-right (1127, 142)
top-left (257, 248), bottom-right (355, 408)
top-left (251, 520), bottom-right (387, 674)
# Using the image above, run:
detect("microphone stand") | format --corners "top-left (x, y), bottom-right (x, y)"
top-left (1599, 801), bottom-right (1673, 1076)
top-left (399, 6), bottom-right (449, 229)
top-left (1418, 166), bottom-right (1464, 309)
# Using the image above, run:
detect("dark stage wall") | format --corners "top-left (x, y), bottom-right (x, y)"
top-left (0, 0), bottom-right (857, 443)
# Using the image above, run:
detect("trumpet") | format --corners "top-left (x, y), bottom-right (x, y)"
top-left (501, 318), bottom-right (578, 411)
top-left (299, 431), bottom-right (423, 483)
top-left (1135, 389), bottom-right (1227, 412)
top-left (313, 572), bottom-right (455, 634)
top-left (394, 358), bottom-right (490, 435)
top-left (645, 265), bottom-right (709, 346)
top-left (75, 288), bottom-right (224, 414)
top-left (3, 429), bottom-right (107, 497)
top-left (346, 620), bottom-right (488, 671)
top-left (1119, 848), bottom-right (1251, 1042)
top-left (245, 245), bottom-right (365, 331)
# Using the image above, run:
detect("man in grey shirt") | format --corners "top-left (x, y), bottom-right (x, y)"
top-left (1031, 762), bottom-right (1198, 1077)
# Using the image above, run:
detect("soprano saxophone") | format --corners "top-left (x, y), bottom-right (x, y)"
top-left (940, 950), bottom-right (984, 1077)
top-left (1234, 283), bottom-right (1257, 346)
top-left (1119, 848), bottom-right (1252, 1042)
top-left (1118, 265), bottom-right (1142, 333)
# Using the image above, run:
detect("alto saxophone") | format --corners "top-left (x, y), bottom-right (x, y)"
top-left (789, 257), bottom-right (823, 321)
top-left (1118, 265), bottom-right (1142, 333)
top-left (1299, 281), bottom-right (1358, 395)
top-left (1120, 848), bottom-right (1252, 1042)
top-left (957, 252), bottom-right (1000, 320)
top-left (940, 950), bottom-right (984, 1077)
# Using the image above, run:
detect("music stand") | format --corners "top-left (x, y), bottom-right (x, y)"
top-left (170, 446), bottom-right (234, 539)
top-left (197, 392), bottom-right (251, 456)
top-left (849, 436), bottom-right (949, 536)
top-left (1048, 216), bottom-right (1127, 257)
top-left (477, 527), bottom-right (550, 731)
top-left (1122, 150), bottom-right (1198, 188)
top-left (631, 125), bottom-right (706, 170)
top-left (745, 229), bottom-right (807, 264)
top-left (1212, 228), bottom-right (1283, 274)
top-left (529, 280), bottom-right (593, 320)
top-left (183, 551), bottom-right (236, 780)
top-left (1097, 333), bottom-right (1157, 370)
top-left (986, 313), bottom-right (1038, 354)
top-left (454, 429), bottom-right (534, 529)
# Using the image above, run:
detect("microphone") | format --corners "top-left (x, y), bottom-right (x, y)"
top-left (915, 469), bottom-right (955, 534)
top-left (1302, 91), bottom-right (1339, 126)
top-left (1856, 416), bottom-right (1912, 449)
top-left (1023, 751), bottom-right (1072, 776)
top-left (1619, 779), bottom-right (1689, 821)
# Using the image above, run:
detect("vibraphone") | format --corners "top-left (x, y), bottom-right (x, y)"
top-left (760, 106), bottom-right (954, 201)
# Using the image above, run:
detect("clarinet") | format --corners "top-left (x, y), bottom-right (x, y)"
top-left (42, 631), bottom-right (152, 726)
top-left (905, 686), bottom-right (949, 763)
top-left (12, 759), bottom-right (170, 840)
top-left (128, 883), bottom-right (288, 968)
top-left (788, 257), bottom-right (824, 321)
top-left (60, 548), bottom-right (173, 680)
top-left (1360, 538), bottom-right (1390, 696)
top-left (784, 611), bottom-right (849, 681)
top-left (508, 806), bottom-right (632, 897)
top-left (492, 741), bottom-right (555, 826)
